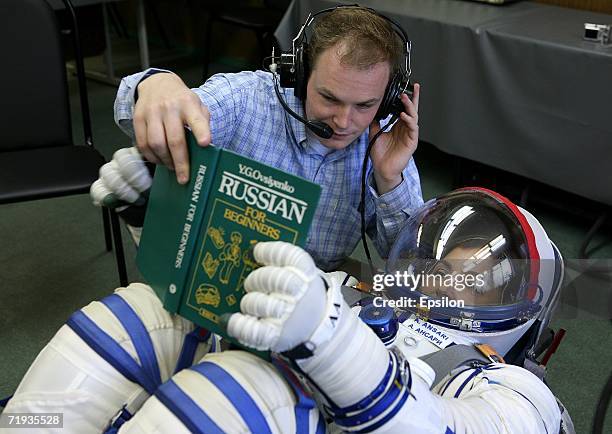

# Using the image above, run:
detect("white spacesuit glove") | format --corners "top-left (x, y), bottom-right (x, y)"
top-left (90, 147), bottom-right (152, 209)
top-left (227, 241), bottom-right (391, 413)
top-left (227, 241), bottom-right (343, 355)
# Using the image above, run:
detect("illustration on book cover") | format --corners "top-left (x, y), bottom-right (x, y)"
top-left (183, 197), bottom-right (302, 325)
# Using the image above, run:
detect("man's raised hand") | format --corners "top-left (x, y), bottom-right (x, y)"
top-left (133, 73), bottom-right (211, 184)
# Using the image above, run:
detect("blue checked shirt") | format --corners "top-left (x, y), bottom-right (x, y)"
top-left (115, 69), bottom-right (423, 271)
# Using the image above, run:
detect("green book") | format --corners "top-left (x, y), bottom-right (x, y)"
top-left (137, 130), bottom-right (321, 342)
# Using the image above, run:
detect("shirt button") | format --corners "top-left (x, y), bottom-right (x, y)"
top-left (381, 203), bottom-right (388, 209)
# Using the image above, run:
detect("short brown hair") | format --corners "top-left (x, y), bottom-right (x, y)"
top-left (308, 8), bottom-right (403, 74)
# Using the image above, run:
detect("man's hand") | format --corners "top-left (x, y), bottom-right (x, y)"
top-left (90, 147), bottom-right (151, 208)
top-left (227, 242), bottom-right (330, 353)
top-left (134, 73), bottom-right (211, 184)
top-left (368, 83), bottom-right (420, 194)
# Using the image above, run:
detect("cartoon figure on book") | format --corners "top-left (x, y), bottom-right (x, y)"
top-left (218, 232), bottom-right (243, 284)
top-left (2, 188), bottom-right (574, 433)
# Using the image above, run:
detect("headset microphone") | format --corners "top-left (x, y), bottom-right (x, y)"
top-left (272, 75), bottom-right (334, 139)
top-left (304, 120), bottom-right (334, 140)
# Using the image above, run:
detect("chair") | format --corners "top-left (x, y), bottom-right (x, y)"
top-left (0, 0), bottom-right (127, 286)
top-left (202, 0), bottom-right (291, 79)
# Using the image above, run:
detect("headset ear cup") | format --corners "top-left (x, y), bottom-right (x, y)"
top-left (375, 72), bottom-right (400, 120)
top-left (375, 73), bottom-right (412, 120)
top-left (294, 43), bottom-right (309, 100)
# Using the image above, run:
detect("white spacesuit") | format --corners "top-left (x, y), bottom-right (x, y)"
top-left (1, 150), bottom-right (571, 433)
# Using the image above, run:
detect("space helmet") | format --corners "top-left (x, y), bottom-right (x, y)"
top-left (383, 187), bottom-right (559, 354)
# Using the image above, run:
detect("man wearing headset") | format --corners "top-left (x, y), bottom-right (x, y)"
top-left (108, 6), bottom-right (423, 271)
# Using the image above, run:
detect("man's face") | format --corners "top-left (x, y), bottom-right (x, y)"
top-left (304, 43), bottom-right (390, 150)
top-left (420, 245), bottom-right (504, 306)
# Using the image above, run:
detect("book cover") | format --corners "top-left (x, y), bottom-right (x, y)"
top-left (137, 130), bottom-right (321, 340)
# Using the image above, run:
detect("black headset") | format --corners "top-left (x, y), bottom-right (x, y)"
top-left (272, 4), bottom-right (413, 139)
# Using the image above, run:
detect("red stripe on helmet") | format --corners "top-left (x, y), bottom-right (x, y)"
top-left (456, 187), bottom-right (540, 299)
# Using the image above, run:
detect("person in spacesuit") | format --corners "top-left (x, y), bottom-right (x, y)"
top-left (1, 177), bottom-right (572, 433)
